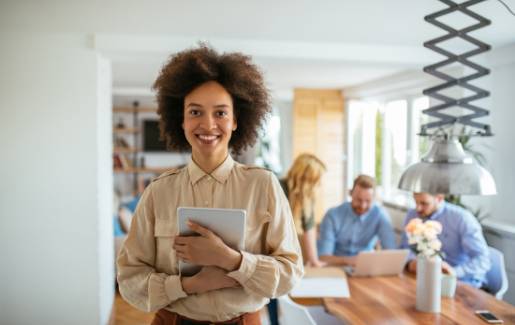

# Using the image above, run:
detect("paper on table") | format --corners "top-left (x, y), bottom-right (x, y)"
top-left (290, 277), bottom-right (350, 298)
top-left (303, 266), bottom-right (346, 278)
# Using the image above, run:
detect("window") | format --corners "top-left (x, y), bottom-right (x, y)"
top-left (412, 96), bottom-right (430, 162)
top-left (255, 111), bottom-right (282, 174)
top-left (385, 100), bottom-right (408, 189)
top-left (347, 96), bottom-right (429, 195)
top-left (347, 100), bottom-right (378, 191)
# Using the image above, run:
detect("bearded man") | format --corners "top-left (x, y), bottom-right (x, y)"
top-left (400, 193), bottom-right (490, 288)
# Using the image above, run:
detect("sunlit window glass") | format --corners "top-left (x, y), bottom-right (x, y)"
top-left (255, 114), bottom-right (282, 174)
top-left (412, 97), bottom-right (430, 162)
top-left (385, 100), bottom-right (407, 189)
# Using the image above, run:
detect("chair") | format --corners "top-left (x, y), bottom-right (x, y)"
top-left (277, 295), bottom-right (342, 325)
top-left (486, 247), bottom-right (509, 300)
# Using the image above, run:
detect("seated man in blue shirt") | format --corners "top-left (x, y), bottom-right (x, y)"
top-left (400, 193), bottom-right (490, 288)
top-left (318, 175), bottom-right (398, 266)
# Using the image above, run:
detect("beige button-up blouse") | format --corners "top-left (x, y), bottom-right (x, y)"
top-left (117, 155), bottom-right (304, 322)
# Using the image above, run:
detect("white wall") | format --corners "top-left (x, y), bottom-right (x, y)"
top-left (97, 54), bottom-right (115, 325)
top-left (0, 33), bottom-right (113, 324)
top-left (476, 43), bottom-right (515, 225)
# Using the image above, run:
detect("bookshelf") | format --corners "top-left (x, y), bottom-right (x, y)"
top-left (113, 147), bottom-right (139, 153)
top-left (113, 127), bottom-right (140, 133)
top-left (113, 101), bottom-right (173, 196)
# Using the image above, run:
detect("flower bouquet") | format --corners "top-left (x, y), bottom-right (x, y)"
top-left (405, 218), bottom-right (444, 258)
top-left (405, 218), bottom-right (444, 313)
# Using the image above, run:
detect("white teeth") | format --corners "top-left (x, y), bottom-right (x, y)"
top-left (198, 135), bottom-right (218, 140)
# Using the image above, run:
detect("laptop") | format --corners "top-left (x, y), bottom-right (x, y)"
top-left (343, 249), bottom-right (410, 277)
top-left (177, 207), bottom-right (246, 277)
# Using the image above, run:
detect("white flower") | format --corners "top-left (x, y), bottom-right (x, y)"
top-left (424, 227), bottom-right (438, 240)
top-left (408, 236), bottom-right (419, 245)
top-left (417, 242), bottom-right (426, 252)
top-left (413, 223), bottom-right (425, 236)
top-left (420, 247), bottom-right (436, 258)
top-left (428, 239), bottom-right (442, 251)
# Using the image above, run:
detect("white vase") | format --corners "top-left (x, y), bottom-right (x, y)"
top-left (416, 255), bottom-right (442, 313)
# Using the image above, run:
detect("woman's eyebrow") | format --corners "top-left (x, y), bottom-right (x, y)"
top-left (186, 103), bottom-right (202, 108)
top-left (214, 104), bottom-right (230, 109)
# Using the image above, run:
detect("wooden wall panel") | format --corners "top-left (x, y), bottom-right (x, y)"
top-left (293, 89), bottom-right (346, 226)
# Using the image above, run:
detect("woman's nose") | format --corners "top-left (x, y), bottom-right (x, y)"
top-left (200, 115), bottom-right (216, 130)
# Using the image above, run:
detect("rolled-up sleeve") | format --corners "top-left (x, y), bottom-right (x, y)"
top-left (453, 214), bottom-right (491, 279)
top-left (116, 184), bottom-right (187, 312)
top-left (317, 209), bottom-right (337, 256)
top-left (227, 172), bottom-right (304, 298)
top-left (377, 207), bottom-right (398, 249)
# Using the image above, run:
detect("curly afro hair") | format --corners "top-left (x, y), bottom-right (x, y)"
top-left (151, 43), bottom-right (272, 156)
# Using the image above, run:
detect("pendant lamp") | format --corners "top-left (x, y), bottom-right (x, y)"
top-left (398, 0), bottom-right (496, 195)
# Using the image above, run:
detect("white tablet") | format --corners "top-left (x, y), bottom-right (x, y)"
top-left (177, 207), bottom-right (246, 277)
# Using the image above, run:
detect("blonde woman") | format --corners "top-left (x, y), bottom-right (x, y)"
top-left (281, 153), bottom-right (327, 267)
top-left (267, 153), bottom-right (327, 325)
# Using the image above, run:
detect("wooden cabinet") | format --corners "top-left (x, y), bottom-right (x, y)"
top-left (293, 89), bottom-right (346, 225)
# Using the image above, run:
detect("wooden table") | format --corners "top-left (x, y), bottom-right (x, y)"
top-left (293, 271), bottom-right (515, 325)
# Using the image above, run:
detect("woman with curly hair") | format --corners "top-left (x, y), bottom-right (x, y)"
top-left (116, 43), bottom-right (304, 325)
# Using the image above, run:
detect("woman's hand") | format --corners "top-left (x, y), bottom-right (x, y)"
top-left (173, 221), bottom-right (242, 271)
top-left (310, 260), bottom-right (329, 267)
top-left (408, 259), bottom-right (417, 273)
top-left (181, 266), bottom-right (242, 295)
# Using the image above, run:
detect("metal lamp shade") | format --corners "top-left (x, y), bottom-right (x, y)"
top-left (398, 139), bottom-right (496, 195)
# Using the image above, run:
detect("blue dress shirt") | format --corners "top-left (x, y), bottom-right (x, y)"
top-left (400, 201), bottom-right (490, 288)
top-left (317, 202), bottom-right (397, 257)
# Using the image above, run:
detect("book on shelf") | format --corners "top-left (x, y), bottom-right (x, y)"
top-left (113, 154), bottom-right (123, 169)
top-left (114, 154), bottom-right (133, 170)
top-left (122, 156), bottom-right (133, 170)
top-left (113, 134), bottom-right (130, 148)
top-left (119, 137), bottom-right (130, 148)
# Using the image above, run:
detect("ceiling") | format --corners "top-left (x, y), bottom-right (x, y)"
top-left (4, 0), bottom-right (514, 99)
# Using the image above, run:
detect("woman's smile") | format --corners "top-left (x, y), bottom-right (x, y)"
top-left (196, 133), bottom-right (221, 144)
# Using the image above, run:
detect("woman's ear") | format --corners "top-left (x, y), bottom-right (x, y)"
top-left (232, 117), bottom-right (237, 131)
top-left (182, 121), bottom-right (185, 129)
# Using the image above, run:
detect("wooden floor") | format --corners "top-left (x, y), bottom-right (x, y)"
top-left (109, 290), bottom-right (272, 325)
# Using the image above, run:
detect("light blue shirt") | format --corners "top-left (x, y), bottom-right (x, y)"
top-left (400, 201), bottom-right (490, 288)
top-left (317, 202), bottom-right (397, 257)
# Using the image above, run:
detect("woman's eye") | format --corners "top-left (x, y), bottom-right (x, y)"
top-left (190, 110), bottom-right (200, 115)
top-left (217, 111), bottom-right (227, 116)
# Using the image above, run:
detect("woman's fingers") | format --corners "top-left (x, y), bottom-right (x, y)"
top-left (175, 253), bottom-right (192, 263)
top-left (175, 251), bottom-right (190, 260)
top-left (173, 246), bottom-right (186, 253)
top-left (173, 234), bottom-right (190, 245)
top-left (187, 221), bottom-right (213, 237)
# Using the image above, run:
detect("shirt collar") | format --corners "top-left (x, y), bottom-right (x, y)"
top-left (187, 155), bottom-right (235, 186)
top-left (429, 200), bottom-right (446, 220)
top-left (347, 203), bottom-right (373, 223)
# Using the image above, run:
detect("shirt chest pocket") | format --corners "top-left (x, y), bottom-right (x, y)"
top-left (154, 218), bottom-right (178, 275)
top-left (245, 210), bottom-right (273, 254)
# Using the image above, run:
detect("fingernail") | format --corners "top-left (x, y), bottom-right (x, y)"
top-left (187, 221), bottom-right (193, 226)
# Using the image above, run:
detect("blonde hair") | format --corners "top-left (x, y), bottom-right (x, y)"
top-left (286, 153), bottom-right (327, 232)
top-left (353, 174), bottom-right (376, 190)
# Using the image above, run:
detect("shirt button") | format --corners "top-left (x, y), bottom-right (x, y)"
top-left (207, 176), bottom-right (211, 180)
top-left (234, 276), bottom-right (239, 280)
top-left (205, 201), bottom-right (209, 206)
top-left (118, 271), bottom-right (121, 276)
